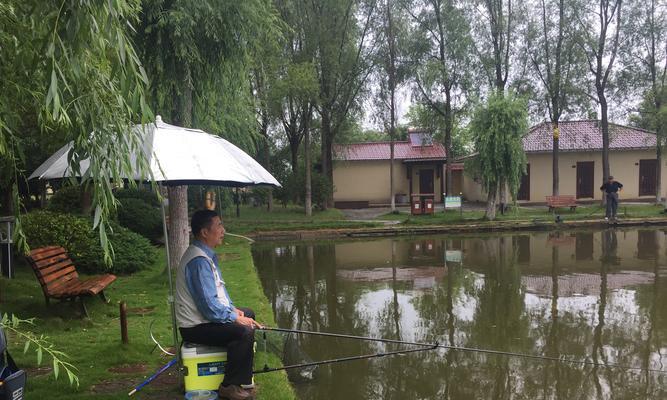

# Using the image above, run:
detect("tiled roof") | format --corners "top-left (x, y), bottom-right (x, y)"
top-left (524, 120), bottom-right (656, 153)
top-left (334, 141), bottom-right (447, 161)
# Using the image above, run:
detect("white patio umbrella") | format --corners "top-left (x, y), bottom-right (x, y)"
top-left (30, 115), bottom-right (280, 353)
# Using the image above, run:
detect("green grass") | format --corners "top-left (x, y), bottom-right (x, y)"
top-left (221, 205), bottom-right (381, 234)
top-left (1, 238), bottom-right (295, 400)
top-left (375, 204), bottom-right (667, 226)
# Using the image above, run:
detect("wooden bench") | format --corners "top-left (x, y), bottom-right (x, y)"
top-left (546, 195), bottom-right (578, 212)
top-left (26, 246), bottom-right (117, 317)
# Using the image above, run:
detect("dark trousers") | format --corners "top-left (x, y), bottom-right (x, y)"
top-left (605, 192), bottom-right (619, 218)
top-left (180, 307), bottom-right (255, 386)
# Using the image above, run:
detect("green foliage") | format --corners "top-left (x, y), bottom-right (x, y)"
top-left (469, 92), bottom-right (528, 199)
top-left (1, 314), bottom-right (78, 386)
top-left (22, 211), bottom-right (156, 274)
top-left (114, 187), bottom-right (160, 208)
top-left (48, 185), bottom-right (83, 214)
top-left (117, 198), bottom-right (163, 243)
top-left (1, 0), bottom-right (152, 262)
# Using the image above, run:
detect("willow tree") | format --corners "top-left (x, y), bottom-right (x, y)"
top-left (136, 0), bottom-right (279, 268)
top-left (0, 1), bottom-right (151, 259)
top-left (469, 93), bottom-right (528, 220)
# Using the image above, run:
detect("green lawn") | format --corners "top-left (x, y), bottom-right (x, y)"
top-left (376, 204), bottom-right (667, 226)
top-left (1, 239), bottom-right (295, 400)
top-left (221, 205), bottom-right (381, 234)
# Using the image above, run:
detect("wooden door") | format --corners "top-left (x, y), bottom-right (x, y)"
top-left (576, 161), bottom-right (595, 198)
top-left (639, 159), bottom-right (657, 196)
top-left (419, 169), bottom-right (434, 194)
top-left (517, 164), bottom-right (530, 201)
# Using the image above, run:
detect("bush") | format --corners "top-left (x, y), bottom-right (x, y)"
top-left (117, 197), bottom-right (163, 242)
top-left (114, 187), bottom-right (160, 207)
top-left (22, 211), bottom-right (157, 274)
top-left (48, 185), bottom-right (83, 214)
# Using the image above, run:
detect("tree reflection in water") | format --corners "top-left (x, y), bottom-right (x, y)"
top-left (252, 228), bottom-right (667, 399)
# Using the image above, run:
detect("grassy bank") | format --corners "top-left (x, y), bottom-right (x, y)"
top-left (1, 238), bottom-right (295, 400)
top-left (377, 204), bottom-right (667, 225)
top-left (221, 205), bottom-right (381, 235)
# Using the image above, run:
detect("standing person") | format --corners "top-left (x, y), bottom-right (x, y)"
top-left (600, 176), bottom-right (623, 221)
top-left (175, 209), bottom-right (262, 400)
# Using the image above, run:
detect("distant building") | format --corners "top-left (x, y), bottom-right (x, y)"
top-left (333, 129), bottom-right (460, 208)
top-left (464, 120), bottom-right (662, 203)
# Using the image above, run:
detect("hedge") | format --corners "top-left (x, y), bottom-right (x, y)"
top-left (22, 211), bottom-right (157, 274)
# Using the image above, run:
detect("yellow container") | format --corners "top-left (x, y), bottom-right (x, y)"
top-left (181, 343), bottom-right (227, 391)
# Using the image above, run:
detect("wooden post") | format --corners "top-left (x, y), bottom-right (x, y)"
top-left (120, 301), bottom-right (129, 344)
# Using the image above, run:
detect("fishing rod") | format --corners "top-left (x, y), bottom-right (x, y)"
top-left (259, 327), bottom-right (667, 374)
top-left (254, 344), bottom-right (438, 374)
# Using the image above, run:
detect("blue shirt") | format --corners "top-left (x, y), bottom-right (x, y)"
top-left (184, 240), bottom-right (237, 323)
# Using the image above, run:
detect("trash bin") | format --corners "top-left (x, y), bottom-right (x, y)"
top-left (411, 197), bottom-right (422, 215)
top-left (424, 197), bottom-right (434, 214)
top-left (0, 217), bottom-right (14, 279)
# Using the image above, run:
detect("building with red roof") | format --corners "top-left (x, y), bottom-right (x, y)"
top-left (463, 120), bottom-right (662, 203)
top-left (333, 129), bottom-right (459, 208)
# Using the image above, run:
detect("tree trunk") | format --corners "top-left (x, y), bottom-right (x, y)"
top-left (485, 186), bottom-right (498, 220)
top-left (263, 136), bottom-right (273, 212)
top-left (167, 186), bottom-right (189, 272)
top-left (168, 63), bottom-right (193, 268)
top-left (444, 88), bottom-right (454, 196)
top-left (552, 123), bottom-right (560, 195)
top-left (600, 94), bottom-right (610, 204)
top-left (656, 138), bottom-right (662, 204)
top-left (388, 1), bottom-right (397, 213)
top-left (321, 111), bottom-right (332, 210)
top-left (305, 126), bottom-right (313, 217)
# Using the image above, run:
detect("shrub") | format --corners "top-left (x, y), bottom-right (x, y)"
top-left (114, 187), bottom-right (160, 207)
top-left (117, 197), bottom-right (163, 242)
top-left (48, 185), bottom-right (83, 214)
top-left (22, 211), bottom-right (157, 274)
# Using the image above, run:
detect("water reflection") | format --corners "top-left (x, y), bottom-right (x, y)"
top-left (252, 228), bottom-right (667, 399)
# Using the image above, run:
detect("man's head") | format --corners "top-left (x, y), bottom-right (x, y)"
top-left (608, 176), bottom-right (614, 182)
top-left (191, 210), bottom-right (225, 248)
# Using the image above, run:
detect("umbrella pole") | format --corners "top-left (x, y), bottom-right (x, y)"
top-left (160, 186), bottom-right (181, 363)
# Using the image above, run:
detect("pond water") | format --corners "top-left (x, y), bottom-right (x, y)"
top-left (251, 228), bottom-right (667, 399)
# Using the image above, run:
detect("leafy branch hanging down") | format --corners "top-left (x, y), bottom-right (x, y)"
top-left (1, 0), bottom-right (153, 264)
top-left (1, 314), bottom-right (79, 387)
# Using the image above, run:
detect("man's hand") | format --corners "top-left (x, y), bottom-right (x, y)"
top-left (236, 315), bottom-right (263, 329)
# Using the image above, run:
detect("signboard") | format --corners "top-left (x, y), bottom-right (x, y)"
top-left (444, 196), bottom-right (462, 209)
top-left (445, 250), bottom-right (462, 263)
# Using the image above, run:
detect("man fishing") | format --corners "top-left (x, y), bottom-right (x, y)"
top-left (175, 209), bottom-right (262, 400)
top-left (600, 176), bottom-right (623, 221)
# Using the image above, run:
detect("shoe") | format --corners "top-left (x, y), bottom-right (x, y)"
top-left (604, 217), bottom-right (609, 221)
top-left (218, 384), bottom-right (252, 400)
top-left (244, 387), bottom-right (257, 399)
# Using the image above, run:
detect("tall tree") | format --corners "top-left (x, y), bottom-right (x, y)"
top-left (624, 0), bottom-right (666, 203)
top-left (469, 92), bottom-right (528, 220)
top-left (307, 0), bottom-right (378, 209)
top-left (527, 0), bottom-right (582, 196)
top-left (576, 0), bottom-right (624, 187)
top-left (373, 0), bottom-right (410, 211)
top-left (268, 0), bottom-right (319, 213)
top-left (407, 0), bottom-right (474, 197)
top-left (469, 0), bottom-right (523, 212)
top-left (136, 0), bottom-right (279, 269)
